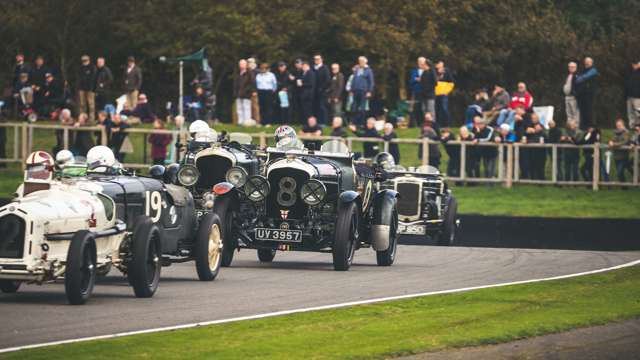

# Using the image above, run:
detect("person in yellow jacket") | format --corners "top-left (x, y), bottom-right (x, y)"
top-left (435, 61), bottom-right (455, 128)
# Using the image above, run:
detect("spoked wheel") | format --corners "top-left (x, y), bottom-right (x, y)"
top-left (257, 248), bottom-right (276, 263)
top-left (195, 213), bottom-right (223, 281)
top-left (65, 230), bottom-right (97, 305)
top-left (128, 216), bottom-right (162, 298)
top-left (214, 197), bottom-right (236, 267)
top-left (0, 280), bottom-right (21, 293)
top-left (376, 208), bottom-right (399, 266)
top-left (437, 196), bottom-right (458, 246)
top-left (333, 202), bottom-right (359, 271)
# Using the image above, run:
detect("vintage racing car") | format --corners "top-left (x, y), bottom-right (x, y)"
top-left (211, 128), bottom-right (399, 271)
top-left (0, 147), bottom-right (223, 304)
top-left (376, 153), bottom-right (459, 245)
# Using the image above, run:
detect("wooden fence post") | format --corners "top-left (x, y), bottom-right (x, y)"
top-left (551, 144), bottom-right (558, 183)
top-left (514, 144), bottom-right (520, 182)
top-left (421, 138), bottom-right (429, 166)
top-left (63, 127), bottom-right (69, 150)
top-left (592, 144), bottom-right (600, 191)
top-left (460, 142), bottom-right (466, 180)
top-left (20, 124), bottom-right (28, 169)
top-left (634, 146), bottom-right (639, 185)
top-left (505, 144), bottom-right (513, 188)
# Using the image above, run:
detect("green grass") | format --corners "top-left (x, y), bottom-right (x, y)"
top-left (4, 265), bottom-right (640, 360)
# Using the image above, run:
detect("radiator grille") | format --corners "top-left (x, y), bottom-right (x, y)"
top-left (196, 156), bottom-right (232, 191)
top-left (396, 182), bottom-right (421, 219)
top-left (0, 215), bottom-right (25, 259)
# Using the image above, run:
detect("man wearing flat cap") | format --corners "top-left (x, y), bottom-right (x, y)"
top-left (78, 54), bottom-right (97, 122)
top-left (124, 56), bottom-right (143, 110)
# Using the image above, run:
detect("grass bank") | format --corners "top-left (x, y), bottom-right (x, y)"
top-left (4, 264), bottom-right (640, 360)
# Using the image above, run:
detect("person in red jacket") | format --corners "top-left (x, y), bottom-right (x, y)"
top-left (148, 118), bottom-right (172, 165)
top-left (510, 82), bottom-right (534, 110)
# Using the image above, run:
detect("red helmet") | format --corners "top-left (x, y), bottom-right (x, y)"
top-left (25, 151), bottom-right (54, 181)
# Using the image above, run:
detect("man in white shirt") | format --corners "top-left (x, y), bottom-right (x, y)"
top-left (563, 61), bottom-right (580, 126)
top-left (256, 63), bottom-right (277, 126)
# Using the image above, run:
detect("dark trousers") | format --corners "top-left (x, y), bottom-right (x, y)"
top-left (520, 149), bottom-right (531, 179)
top-left (529, 148), bottom-right (546, 180)
top-left (447, 153), bottom-right (460, 177)
top-left (435, 95), bottom-right (450, 128)
top-left (563, 150), bottom-right (580, 181)
top-left (278, 106), bottom-right (290, 125)
top-left (313, 94), bottom-right (328, 125)
top-left (258, 90), bottom-right (274, 125)
top-left (577, 93), bottom-right (594, 130)
top-left (352, 90), bottom-right (367, 126)
top-left (300, 99), bottom-right (313, 124)
top-left (95, 92), bottom-right (109, 114)
top-left (0, 126), bottom-right (6, 167)
top-left (410, 94), bottom-right (424, 128)
top-left (482, 156), bottom-right (496, 178)
top-left (615, 159), bottom-right (631, 182)
top-left (581, 154), bottom-right (610, 182)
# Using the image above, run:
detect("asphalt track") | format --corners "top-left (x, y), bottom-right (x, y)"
top-left (1, 245), bottom-right (639, 350)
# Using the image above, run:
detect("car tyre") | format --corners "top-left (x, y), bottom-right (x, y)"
top-left (257, 248), bottom-right (276, 263)
top-left (194, 212), bottom-right (223, 281)
top-left (376, 207), bottom-right (399, 266)
top-left (65, 230), bottom-right (97, 305)
top-left (437, 196), bottom-right (458, 246)
top-left (0, 280), bottom-right (21, 293)
top-left (333, 202), bottom-right (359, 271)
top-left (213, 196), bottom-right (236, 267)
top-left (128, 216), bottom-right (162, 298)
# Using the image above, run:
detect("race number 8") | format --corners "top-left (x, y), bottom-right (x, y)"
top-left (145, 191), bottom-right (162, 222)
top-left (277, 177), bottom-right (297, 207)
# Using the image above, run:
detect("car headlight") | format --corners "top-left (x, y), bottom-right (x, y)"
top-left (244, 175), bottom-right (270, 202)
top-left (177, 165), bottom-right (199, 186)
top-left (300, 179), bottom-right (326, 206)
top-left (225, 166), bottom-right (248, 187)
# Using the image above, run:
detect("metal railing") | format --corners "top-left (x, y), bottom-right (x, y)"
top-left (1, 122), bottom-right (638, 190)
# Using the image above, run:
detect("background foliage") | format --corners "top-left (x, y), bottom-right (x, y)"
top-left (1, 0), bottom-right (639, 126)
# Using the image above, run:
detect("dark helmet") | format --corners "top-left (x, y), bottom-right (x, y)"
top-left (149, 165), bottom-right (166, 180)
top-left (373, 152), bottom-right (396, 170)
top-left (164, 163), bottom-right (180, 184)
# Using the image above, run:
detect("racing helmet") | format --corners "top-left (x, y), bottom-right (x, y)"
top-left (25, 151), bottom-right (54, 181)
top-left (374, 152), bottom-right (396, 170)
top-left (274, 125), bottom-right (297, 146)
top-left (55, 149), bottom-right (75, 168)
top-left (188, 120), bottom-right (211, 141)
top-left (86, 145), bottom-right (116, 171)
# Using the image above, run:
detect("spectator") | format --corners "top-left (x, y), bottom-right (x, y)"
top-left (299, 116), bottom-right (322, 150)
top-left (313, 54), bottom-right (330, 125)
top-left (95, 57), bottom-right (113, 113)
top-left (148, 118), bottom-right (172, 165)
top-left (349, 56), bottom-right (375, 126)
top-left (382, 122), bottom-right (400, 164)
top-left (13, 53), bottom-right (31, 86)
top-left (559, 120), bottom-right (582, 181)
top-left (298, 61), bottom-right (315, 124)
top-left (186, 86), bottom-right (207, 122)
top-left (575, 57), bottom-right (598, 130)
top-left (418, 114), bottom-right (441, 168)
top-left (291, 59), bottom-right (304, 123)
top-left (440, 128), bottom-right (459, 177)
top-left (563, 61), bottom-right (580, 125)
top-left (77, 55), bottom-right (96, 123)
top-left (349, 117), bottom-right (379, 158)
top-left (13, 72), bottom-right (33, 114)
top-left (233, 59), bottom-right (255, 126)
top-left (247, 57), bottom-right (260, 124)
top-left (330, 116), bottom-right (347, 138)
top-left (435, 61), bottom-right (455, 128)
top-left (465, 88), bottom-right (490, 128)
top-left (547, 120), bottom-right (562, 179)
top-left (633, 123), bottom-right (640, 145)
top-left (484, 85), bottom-right (510, 124)
top-left (495, 123), bottom-right (516, 143)
top-left (54, 108), bottom-right (74, 154)
top-left (109, 113), bottom-right (130, 162)
top-left (419, 59), bottom-right (437, 124)
top-left (472, 116), bottom-right (496, 178)
top-left (31, 55), bottom-right (48, 115)
top-left (459, 125), bottom-right (475, 177)
top-left (625, 60), bottom-right (640, 128)
top-left (191, 63), bottom-right (213, 94)
top-left (275, 61), bottom-right (293, 124)
top-left (121, 93), bottom-right (155, 124)
top-left (608, 118), bottom-right (632, 182)
top-left (329, 63), bottom-right (345, 119)
top-left (256, 63), bottom-right (277, 126)
top-left (496, 105), bottom-right (526, 131)
top-left (523, 113), bottom-right (547, 180)
top-left (42, 72), bottom-right (64, 115)
top-left (72, 113), bottom-right (95, 156)
top-left (509, 82), bottom-right (533, 110)
top-left (95, 110), bottom-right (112, 145)
top-left (124, 56), bottom-right (142, 109)
top-left (409, 57), bottom-right (426, 127)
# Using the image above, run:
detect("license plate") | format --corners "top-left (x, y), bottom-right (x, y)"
top-left (196, 210), bottom-right (209, 219)
top-left (398, 224), bottom-right (426, 235)
top-left (255, 228), bottom-right (303, 242)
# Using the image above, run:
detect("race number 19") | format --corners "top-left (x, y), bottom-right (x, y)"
top-left (145, 191), bottom-right (162, 222)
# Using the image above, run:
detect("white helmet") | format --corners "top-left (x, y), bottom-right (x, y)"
top-left (86, 146), bottom-right (116, 171)
top-left (25, 151), bottom-right (54, 181)
top-left (274, 125), bottom-right (297, 145)
top-left (55, 149), bottom-right (75, 167)
top-left (189, 120), bottom-right (209, 136)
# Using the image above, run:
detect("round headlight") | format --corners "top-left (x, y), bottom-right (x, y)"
top-left (225, 166), bottom-right (248, 187)
top-left (244, 175), bottom-right (270, 202)
top-left (177, 165), bottom-right (199, 186)
top-left (300, 179), bottom-right (327, 206)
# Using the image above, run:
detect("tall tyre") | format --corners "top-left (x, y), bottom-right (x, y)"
top-left (376, 208), bottom-right (399, 266)
top-left (213, 196), bottom-right (235, 267)
top-left (333, 202), bottom-right (359, 271)
top-left (437, 196), bottom-right (458, 246)
top-left (257, 248), bottom-right (276, 263)
top-left (0, 280), bottom-right (21, 293)
top-left (194, 213), bottom-right (223, 281)
top-left (128, 216), bottom-right (162, 298)
top-left (65, 230), bottom-right (97, 305)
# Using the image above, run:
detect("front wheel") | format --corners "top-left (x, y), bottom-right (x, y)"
top-left (65, 230), bottom-right (97, 305)
top-left (0, 280), bottom-right (21, 293)
top-left (194, 213), bottom-right (223, 281)
top-left (333, 202), bottom-right (359, 271)
top-left (213, 196), bottom-right (236, 267)
top-left (257, 248), bottom-right (276, 263)
top-left (127, 216), bottom-right (162, 298)
top-left (376, 208), bottom-right (398, 266)
top-left (437, 196), bottom-right (458, 246)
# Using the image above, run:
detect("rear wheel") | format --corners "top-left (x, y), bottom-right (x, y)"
top-left (128, 216), bottom-right (162, 298)
top-left (194, 213), bottom-right (223, 281)
top-left (333, 202), bottom-right (359, 271)
top-left (0, 280), bottom-right (21, 293)
top-left (437, 196), bottom-right (458, 246)
top-left (213, 196), bottom-right (236, 267)
top-left (376, 207), bottom-right (399, 266)
top-left (65, 230), bottom-right (97, 305)
top-left (257, 248), bottom-right (276, 263)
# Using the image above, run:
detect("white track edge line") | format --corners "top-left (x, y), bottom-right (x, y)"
top-left (1, 258), bottom-right (639, 354)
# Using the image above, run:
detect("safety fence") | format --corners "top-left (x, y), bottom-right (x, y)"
top-left (0, 123), bottom-right (638, 191)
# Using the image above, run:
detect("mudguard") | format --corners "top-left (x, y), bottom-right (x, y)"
top-left (370, 189), bottom-right (398, 251)
top-left (338, 190), bottom-right (361, 209)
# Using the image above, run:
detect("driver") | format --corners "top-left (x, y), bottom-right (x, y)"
top-left (274, 125), bottom-right (302, 149)
top-left (373, 152), bottom-right (396, 171)
top-left (86, 145), bottom-right (119, 174)
top-left (25, 151), bottom-right (55, 181)
top-left (188, 120), bottom-right (217, 151)
top-left (55, 150), bottom-right (87, 177)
